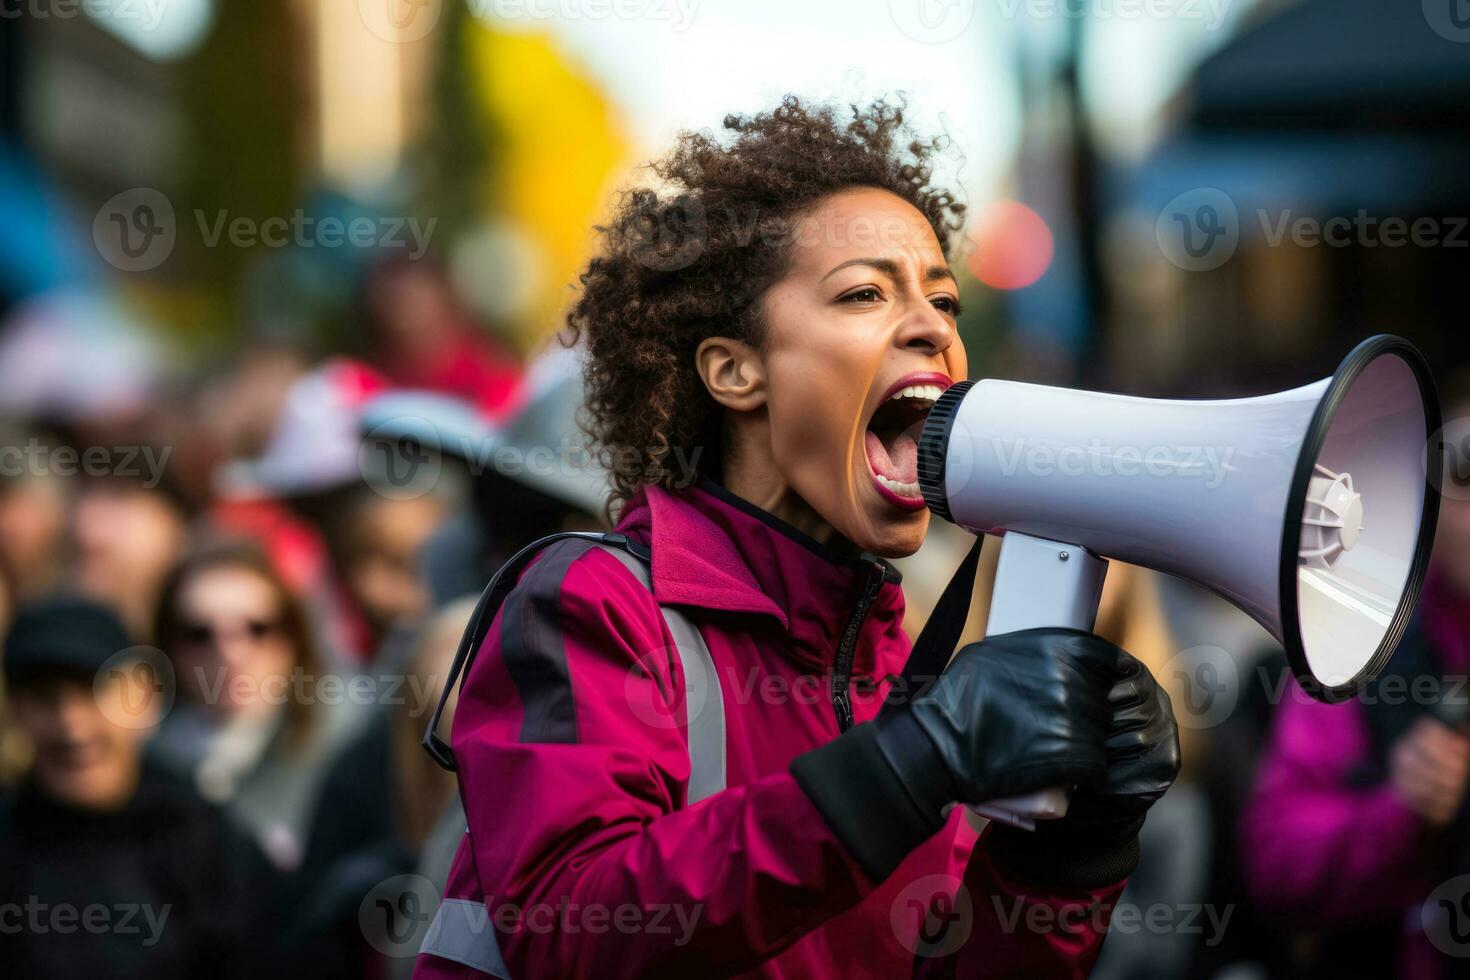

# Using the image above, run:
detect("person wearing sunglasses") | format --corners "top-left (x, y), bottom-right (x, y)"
top-left (147, 539), bottom-right (364, 873)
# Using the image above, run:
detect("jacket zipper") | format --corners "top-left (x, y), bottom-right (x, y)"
top-left (831, 560), bottom-right (888, 732)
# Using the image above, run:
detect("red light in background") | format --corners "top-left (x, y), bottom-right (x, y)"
top-left (966, 201), bottom-right (1054, 290)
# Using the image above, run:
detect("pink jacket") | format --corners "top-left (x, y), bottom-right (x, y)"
top-left (415, 482), bottom-right (1125, 978)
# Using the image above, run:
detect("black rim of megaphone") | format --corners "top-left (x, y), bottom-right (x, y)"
top-left (1278, 334), bottom-right (1442, 704)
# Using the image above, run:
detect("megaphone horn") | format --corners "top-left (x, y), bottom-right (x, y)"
top-left (918, 334), bottom-right (1442, 826)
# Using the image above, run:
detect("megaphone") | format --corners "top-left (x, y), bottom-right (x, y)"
top-left (917, 334), bottom-right (1442, 827)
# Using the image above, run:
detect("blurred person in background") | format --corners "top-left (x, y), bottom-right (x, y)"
top-left (0, 596), bottom-right (278, 979)
top-left (213, 357), bottom-right (453, 666)
top-left (318, 485), bottom-right (451, 667)
top-left (288, 596), bottom-right (474, 979)
top-left (146, 539), bottom-right (364, 872)
top-left (360, 342), bottom-right (612, 608)
top-left (0, 428), bottom-right (70, 606)
top-left (362, 255), bottom-right (524, 422)
top-left (72, 472), bottom-right (190, 641)
top-left (1242, 374), bottom-right (1470, 978)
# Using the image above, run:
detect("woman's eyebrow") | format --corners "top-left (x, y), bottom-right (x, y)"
top-left (821, 257), bottom-right (956, 284)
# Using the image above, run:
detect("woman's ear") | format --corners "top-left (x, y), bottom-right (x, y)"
top-left (695, 337), bottom-right (767, 411)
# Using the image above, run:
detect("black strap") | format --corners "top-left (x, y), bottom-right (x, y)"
top-left (421, 531), bottom-right (652, 772)
top-left (879, 536), bottom-right (984, 720)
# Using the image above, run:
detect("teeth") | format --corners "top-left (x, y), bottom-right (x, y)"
top-left (876, 474), bottom-right (922, 498)
top-left (889, 383), bottom-right (943, 404)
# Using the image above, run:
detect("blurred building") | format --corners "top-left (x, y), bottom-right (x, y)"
top-left (1102, 0), bottom-right (1470, 395)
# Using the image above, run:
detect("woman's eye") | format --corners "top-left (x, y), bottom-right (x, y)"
top-left (841, 287), bottom-right (883, 304)
top-left (930, 295), bottom-right (962, 316)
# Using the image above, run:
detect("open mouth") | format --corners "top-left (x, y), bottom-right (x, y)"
top-left (864, 375), bottom-right (948, 510)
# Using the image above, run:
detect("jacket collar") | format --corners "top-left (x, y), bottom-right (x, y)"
top-left (615, 481), bottom-right (904, 672)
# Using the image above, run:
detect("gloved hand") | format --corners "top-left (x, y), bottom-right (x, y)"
top-left (988, 650), bottom-right (1181, 888)
top-left (791, 628), bottom-right (1120, 880)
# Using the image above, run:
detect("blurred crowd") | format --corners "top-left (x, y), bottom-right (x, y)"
top-left (1, 240), bottom-right (1470, 980)
top-left (0, 254), bottom-right (614, 979)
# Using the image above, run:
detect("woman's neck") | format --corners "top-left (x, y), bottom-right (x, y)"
top-left (722, 468), bottom-right (834, 545)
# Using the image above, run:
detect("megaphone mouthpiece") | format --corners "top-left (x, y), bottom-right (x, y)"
top-left (1299, 464), bottom-right (1364, 569)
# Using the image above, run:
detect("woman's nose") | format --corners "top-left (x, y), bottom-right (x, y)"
top-left (894, 298), bottom-right (956, 355)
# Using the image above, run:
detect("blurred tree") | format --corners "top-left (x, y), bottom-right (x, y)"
top-left (174, 0), bottom-right (301, 343)
top-left (411, 0), bottom-right (496, 254)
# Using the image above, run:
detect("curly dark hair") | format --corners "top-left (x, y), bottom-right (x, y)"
top-left (568, 95), bottom-right (965, 507)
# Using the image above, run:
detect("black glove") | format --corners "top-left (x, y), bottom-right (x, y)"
top-left (791, 628), bottom-right (1118, 881)
top-left (988, 650), bottom-right (1181, 888)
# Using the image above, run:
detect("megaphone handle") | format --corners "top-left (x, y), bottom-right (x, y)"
top-left (969, 532), bottom-right (1109, 832)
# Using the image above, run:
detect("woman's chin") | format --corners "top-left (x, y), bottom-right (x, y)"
top-left (855, 490), bottom-right (930, 559)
